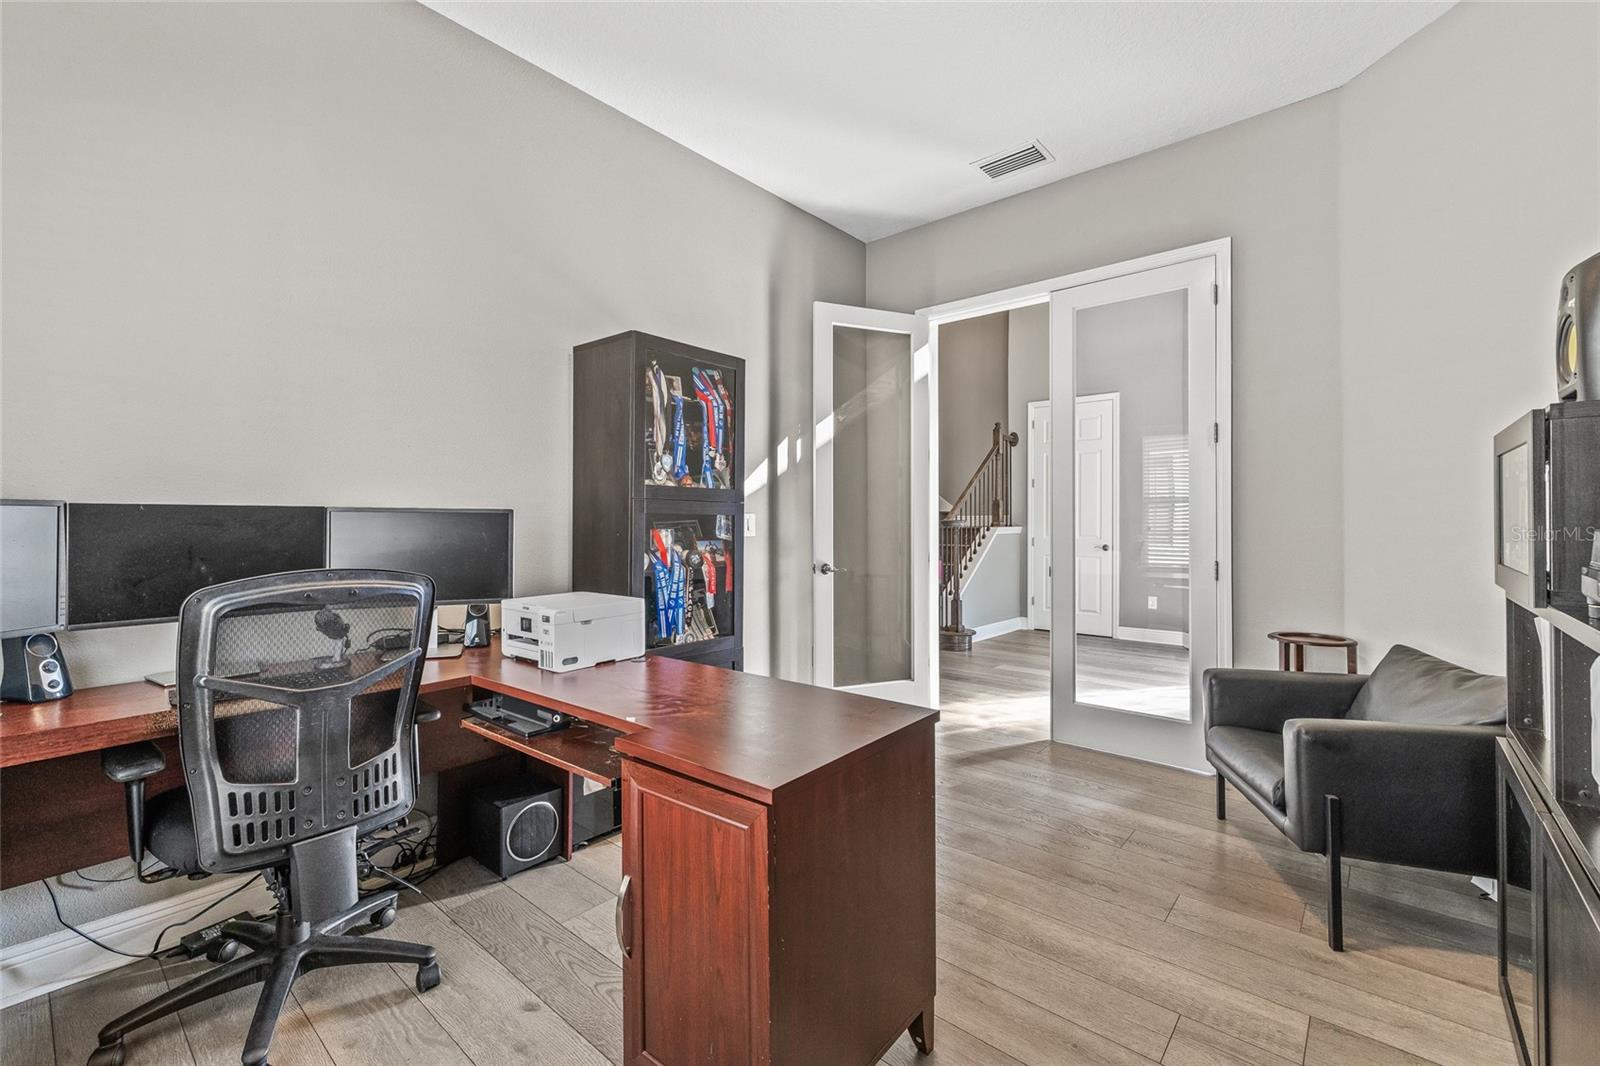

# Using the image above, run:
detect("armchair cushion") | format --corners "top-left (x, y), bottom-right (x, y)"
top-left (1207, 727), bottom-right (1286, 809)
top-left (1346, 644), bottom-right (1506, 726)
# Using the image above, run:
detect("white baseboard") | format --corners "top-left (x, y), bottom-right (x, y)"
top-left (1114, 626), bottom-right (1188, 648)
top-left (970, 616), bottom-right (1030, 643)
top-left (0, 875), bottom-right (274, 1008)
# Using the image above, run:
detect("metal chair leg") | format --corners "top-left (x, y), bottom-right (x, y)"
top-left (1326, 794), bottom-right (1344, 952)
top-left (1215, 774), bottom-right (1226, 820)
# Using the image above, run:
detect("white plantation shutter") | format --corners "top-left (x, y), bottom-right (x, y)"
top-left (1142, 435), bottom-right (1189, 571)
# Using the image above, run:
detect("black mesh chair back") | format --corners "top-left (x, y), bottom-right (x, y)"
top-left (174, 570), bottom-right (434, 876)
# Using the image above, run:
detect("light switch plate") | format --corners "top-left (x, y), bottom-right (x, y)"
top-left (1147, 595), bottom-right (1159, 610)
top-left (744, 514), bottom-right (757, 538)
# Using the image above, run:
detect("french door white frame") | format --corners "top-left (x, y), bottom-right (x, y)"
top-left (810, 303), bottom-right (937, 708)
top-left (919, 238), bottom-right (1232, 772)
top-left (1026, 400), bottom-right (1052, 631)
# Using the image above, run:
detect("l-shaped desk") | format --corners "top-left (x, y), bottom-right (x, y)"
top-left (0, 639), bottom-right (938, 1064)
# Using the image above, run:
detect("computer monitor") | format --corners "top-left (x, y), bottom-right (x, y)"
top-left (1, 500), bottom-right (67, 638)
top-left (66, 504), bottom-right (328, 627)
top-left (325, 508), bottom-right (513, 605)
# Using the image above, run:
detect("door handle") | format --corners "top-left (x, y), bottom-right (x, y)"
top-left (815, 562), bottom-right (848, 575)
top-left (615, 874), bottom-right (633, 959)
top-left (1097, 544), bottom-right (1110, 551)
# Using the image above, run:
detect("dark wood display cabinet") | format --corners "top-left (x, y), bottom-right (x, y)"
top-left (1495, 401), bottom-right (1600, 1066)
top-left (573, 332), bottom-right (746, 670)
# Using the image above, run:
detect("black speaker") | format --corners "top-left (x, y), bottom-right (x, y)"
top-left (469, 776), bottom-right (561, 878)
top-left (1558, 251), bottom-right (1600, 401)
top-left (573, 779), bottom-right (621, 845)
top-left (1, 632), bottom-right (73, 703)
top-left (462, 603), bottom-right (492, 648)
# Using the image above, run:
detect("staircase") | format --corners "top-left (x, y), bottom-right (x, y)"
top-left (940, 421), bottom-right (1019, 652)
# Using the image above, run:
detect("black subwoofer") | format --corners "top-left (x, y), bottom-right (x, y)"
top-left (1558, 251), bottom-right (1600, 401)
top-left (469, 776), bottom-right (561, 878)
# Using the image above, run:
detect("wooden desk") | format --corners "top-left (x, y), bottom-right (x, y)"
top-left (0, 639), bottom-right (938, 1065)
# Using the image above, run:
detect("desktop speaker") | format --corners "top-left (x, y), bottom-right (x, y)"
top-left (1557, 251), bottom-right (1600, 401)
top-left (462, 604), bottom-right (492, 648)
top-left (469, 776), bottom-right (561, 878)
top-left (1, 633), bottom-right (72, 703)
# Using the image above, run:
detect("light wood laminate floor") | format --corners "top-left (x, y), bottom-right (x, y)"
top-left (4, 637), bottom-right (1509, 1066)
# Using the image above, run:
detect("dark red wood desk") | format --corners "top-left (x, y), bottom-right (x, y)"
top-left (0, 640), bottom-right (938, 1065)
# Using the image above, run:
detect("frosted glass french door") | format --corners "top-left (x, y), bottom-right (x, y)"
top-left (811, 303), bottom-right (935, 707)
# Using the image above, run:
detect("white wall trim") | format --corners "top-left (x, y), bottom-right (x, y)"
top-left (970, 616), bottom-right (1031, 643)
top-left (1114, 626), bottom-right (1188, 648)
top-left (0, 875), bottom-right (273, 1008)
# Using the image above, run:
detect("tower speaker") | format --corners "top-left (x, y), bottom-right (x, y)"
top-left (1, 632), bottom-right (73, 703)
top-left (469, 776), bottom-right (561, 878)
top-left (462, 603), bottom-right (492, 648)
top-left (1557, 251), bottom-right (1600, 401)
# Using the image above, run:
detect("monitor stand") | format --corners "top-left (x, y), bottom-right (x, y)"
top-left (426, 609), bottom-right (464, 659)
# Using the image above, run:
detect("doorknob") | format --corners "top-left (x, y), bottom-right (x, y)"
top-left (816, 562), bottom-right (847, 575)
top-left (1097, 544), bottom-right (1111, 551)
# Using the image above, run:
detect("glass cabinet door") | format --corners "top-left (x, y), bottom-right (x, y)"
top-left (641, 347), bottom-right (738, 492)
top-left (1500, 762), bottom-right (1540, 1066)
top-left (642, 510), bottom-right (736, 650)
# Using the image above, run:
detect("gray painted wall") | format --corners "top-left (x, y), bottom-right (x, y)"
top-left (1336, 0), bottom-right (1600, 673)
top-left (960, 529), bottom-right (1026, 629)
top-left (870, 91), bottom-right (1344, 671)
top-left (936, 311), bottom-right (1009, 505)
top-left (1076, 290), bottom-right (1189, 635)
top-left (0, 2), bottom-right (861, 946)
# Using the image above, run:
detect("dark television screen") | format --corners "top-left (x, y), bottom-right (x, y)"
top-left (326, 508), bottom-right (512, 604)
top-left (67, 504), bottom-right (327, 627)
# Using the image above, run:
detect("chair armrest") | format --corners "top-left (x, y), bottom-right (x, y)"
top-left (415, 706), bottom-right (442, 724)
top-left (1283, 718), bottom-right (1502, 873)
top-left (100, 742), bottom-right (167, 873)
top-left (1204, 669), bottom-right (1367, 733)
top-left (101, 742), bottom-right (165, 784)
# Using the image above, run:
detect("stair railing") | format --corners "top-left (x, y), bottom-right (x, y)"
top-left (940, 422), bottom-right (1019, 646)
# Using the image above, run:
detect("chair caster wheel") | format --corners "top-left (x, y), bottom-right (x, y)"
top-left (88, 1041), bottom-right (124, 1066)
top-left (373, 905), bottom-right (397, 929)
top-left (205, 937), bottom-right (241, 963)
top-left (416, 959), bottom-right (441, 993)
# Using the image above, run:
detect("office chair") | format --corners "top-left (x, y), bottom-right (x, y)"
top-left (91, 570), bottom-right (444, 1066)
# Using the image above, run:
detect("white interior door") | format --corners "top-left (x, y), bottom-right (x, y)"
top-left (1027, 401), bottom-right (1052, 631)
top-left (1073, 394), bottom-right (1118, 638)
top-left (1049, 256), bottom-right (1228, 772)
top-left (812, 303), bottom-right (935, 707)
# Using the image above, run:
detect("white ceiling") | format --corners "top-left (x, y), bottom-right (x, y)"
top-left (425, 1), bottom-right (1453, 242)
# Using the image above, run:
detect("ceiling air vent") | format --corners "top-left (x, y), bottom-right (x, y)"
top-left (973, 141), bottom-right (1053, 180)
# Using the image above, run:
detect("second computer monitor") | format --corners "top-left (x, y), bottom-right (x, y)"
top-left (326, 508), bottom-right (512, 605)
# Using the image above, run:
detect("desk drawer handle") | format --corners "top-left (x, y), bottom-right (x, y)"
top-left (615, 874), bottom-right (633, 959)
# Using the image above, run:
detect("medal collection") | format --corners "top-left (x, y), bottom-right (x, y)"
top-left (644, 520), bottom-right (734, 647)
top-left (646, 360), bottom-right (734, 488)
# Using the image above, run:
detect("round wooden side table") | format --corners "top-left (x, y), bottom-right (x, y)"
top-left (1268, 631), bottom-right (1358, 673)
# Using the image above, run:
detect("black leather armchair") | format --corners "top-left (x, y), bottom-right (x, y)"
top-left (1205, 644), bottom-right (1506, 951)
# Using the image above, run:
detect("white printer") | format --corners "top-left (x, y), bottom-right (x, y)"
top-left (500, 592), bottom-right (644, 672)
